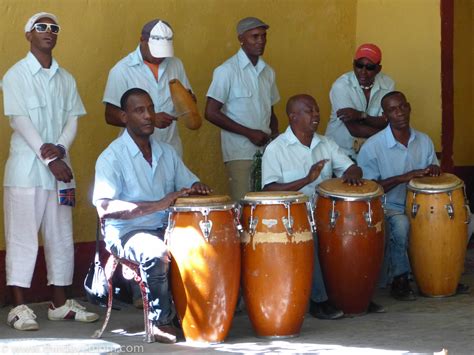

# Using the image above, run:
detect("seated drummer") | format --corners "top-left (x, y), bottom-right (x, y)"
top-left (261, 94), bottom-right (384, 319)
top-left (357, 90), bottom-right (469, 300)
top-left (92, 88), bottom-right (211, 343)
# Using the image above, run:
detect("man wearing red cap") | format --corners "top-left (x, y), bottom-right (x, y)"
top-left (325, 43), bottom-right (395, 160)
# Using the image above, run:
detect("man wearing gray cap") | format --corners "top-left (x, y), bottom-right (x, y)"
top-left (205, 17), bottom-right (280, 201)
top-left (2, 12), bottom-right (98, 331)
top-left (103, 19), bottom-right (193, 157)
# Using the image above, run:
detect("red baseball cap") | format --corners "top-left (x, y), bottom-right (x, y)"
top-left (354, 43), bottom-right (382, 64)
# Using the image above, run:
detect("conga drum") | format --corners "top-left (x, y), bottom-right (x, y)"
top-left (240, 192), bottom-right (314, 338)
top-left (166, 195), bottom-right (241, 343)
top-left (315, 178), bottom-right (385, 316)
top-left (406, 173), bottom-right (470, 297)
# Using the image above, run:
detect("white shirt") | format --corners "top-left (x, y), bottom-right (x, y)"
top-left (206, 49), bottom-right (280, 162)
top-left (262, 126), bottom-right (354, 197)
top-left (93, 130), bottom-right (199, 246)
top-left (2, 52), bottom-right (86, 190)
top-left (103, 46), bottom-right (192, 157)
top-left (325, 71), bottom-right (395, 157)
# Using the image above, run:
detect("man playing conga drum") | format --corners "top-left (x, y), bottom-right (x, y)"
top-left (93, 88), bottom-right (211, 343)
top-left (356, 91), bottom-right (472, 300)
top-left (261, 94), bottom-right (384, 318)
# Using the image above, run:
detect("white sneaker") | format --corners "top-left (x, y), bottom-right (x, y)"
top-left (7, 305), bottom-right (39, 331)
top-left (48, 299), bottom-right (99, 322)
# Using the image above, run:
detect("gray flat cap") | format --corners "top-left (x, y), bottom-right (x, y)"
top-left (237, 17), bottom-right (269, 35)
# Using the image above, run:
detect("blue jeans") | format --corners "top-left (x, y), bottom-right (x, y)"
top-left (379, 210), bottom-right (411, 286)
top-left (311, 232), bottom-right (328, 303)
top-left (108, 229), bottom-right (173, 326)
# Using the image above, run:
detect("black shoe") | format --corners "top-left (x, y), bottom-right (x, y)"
top-left (456, 283), bottom-right (470, 295)
top-left (391, 275), bottom-right (417, 301)
top-left (309, 300), bottom-right (344, 320)
top-left (367, 301), bottom-right (385, 313)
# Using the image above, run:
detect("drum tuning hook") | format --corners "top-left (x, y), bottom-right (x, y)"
top-left (364, 201), bottom-right (374, 227)
top-left (411, 192), bottom-right (419, 218)
top-left (248, 204), bottom-right (258, 236)
top-left (199, 208), bottom-right (212, 241)
top-left (329, 200), bottom-right (339, 229)
top-left (233, 206), bottom-right (243, 233)
top-left (283, 202), bottom-right (294, 236)
top-left (445, 192), bottom-right (455, 220)
top-left (306, 201), bottom-right (317, 233)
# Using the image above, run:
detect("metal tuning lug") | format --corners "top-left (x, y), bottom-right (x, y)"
top-left (411, 192), bottom-right (419, 218)
top-left (248, 204), bottom-right (258, 236)
top-left (233, 206), bottom-right (243, 233)
top-left (306, 201), bottom-right (317, 233)
top-left (164, 213), bottom-right (175, 245)
top-left (329, 200), bottom-right (339, 229)
top-left (445, 192), bottom-right (455, 220)
top-left (364, 201), bottom-right (373, 227)
top-left (282, 202), bottom-right (294, 235)
top-left (199, 208), bottom-right (212, 241)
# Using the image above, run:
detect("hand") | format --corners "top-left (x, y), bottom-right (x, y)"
top-left (48, 159), bottom-right (73, 182)
top-left (154, 112), bottom-right (176, 129)
top-left (40, 143), bottom-right (64, 160)
top-left (337, 108), bottom-right (364, 123)
top-left (342, 165), bottom-right (363, 186)
top-left (427, 164), bottom-right (441, 176)
top-left (188, 89), bottom-right (197, 103)
top-left (404, 168), bottom-right (430, 182)
top-left (248, 129), bottom-right (271, 146)
top-left (307, 159), bottom-right (329, 183)
top-left (191, 182), bottom-right (213, 195)
top-left (163, 188), bottom-right (192, 208)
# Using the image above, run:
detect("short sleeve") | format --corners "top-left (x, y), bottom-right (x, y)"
top-left (327, 138), bottom-right (354, 177)
top-left (261, 143), bottom-right (283, 187)
top-left (357, 143), bottom-right (381, 180)
top-left (103, 66), bottom-right (129, 107)
top-left (206, 66), bottom-right (231, 104)
top-left (92, 153), bottom-right (123, 206)
top-left (3, 70), bottom-right (28, 117)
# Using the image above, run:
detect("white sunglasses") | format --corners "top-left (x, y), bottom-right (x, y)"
top-left (33, 23), bottom-right (61, 34)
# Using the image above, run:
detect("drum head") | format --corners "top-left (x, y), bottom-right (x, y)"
top-left (317, 178), bottom-right (383, 200)
top-left (171, 195), bottom-right (234, 211)
top-left (408, 173), bottom-right (463, 192)
top-left (241, 191), bottom-right (308, 204)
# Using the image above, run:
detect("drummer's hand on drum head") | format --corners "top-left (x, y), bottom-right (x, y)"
top-left (307, 159), bottom-right (329, 182)
top-left (342, 164), bottom-right (363, 186)
top-left (154, 112), bottom-right (176, 129)
top-left (163, 188), bottom-right (192, 207)
top-left (190, 182), bottom-right (213, 195)
top-left (427, 164), bottom-right (441, 177)
top-left (404, 168), bottom-right (430, 181)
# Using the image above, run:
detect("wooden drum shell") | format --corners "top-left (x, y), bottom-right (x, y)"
top-left (407, 185), bottom-right (468, 297)
top-left (167, 206), bottom-right (240, 343)
top-left (241, 195), bottom-right (314, 338)
top-left (316, 186), bottom-right (384, 315)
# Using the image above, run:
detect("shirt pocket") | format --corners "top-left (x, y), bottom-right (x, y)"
top-left (230, 87), bottom-right (252, 100)
top-left (26, 96), bottom-right (46, 127)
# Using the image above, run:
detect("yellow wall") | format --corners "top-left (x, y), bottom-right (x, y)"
top-left (356, 0), bottom-right (442, 151)
top-left (453, 0), bottom-right (474, 166)
top-left (0, 0), bottom-right (357, 249)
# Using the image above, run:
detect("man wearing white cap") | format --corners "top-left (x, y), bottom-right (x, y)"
top-left (2, 12), bottom-right (98, 330)
top-left (205, 17), bottom-right (280, 202)
top-left (325, 43), bottom-right (395, 160)
top-left (103, 19), bottom-right (193, 157)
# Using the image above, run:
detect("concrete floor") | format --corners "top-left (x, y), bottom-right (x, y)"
top-left (0, 249), bottom-right (473, 354)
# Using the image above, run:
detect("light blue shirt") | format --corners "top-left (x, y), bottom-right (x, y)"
top-left (2, 52), bottom-right (86, 190)
top-left (325, 71), bottom-right (395, 158)
top-left (103, 46), bottom-right (192, 157)
top-left (206, 48), bottom-right (280, 162)
top-left (93, 130), bottom-right (199, 246)
top-left (262, 126), bottom-right (354, 197)
top-left (357, 126), bottom-right (438, 212)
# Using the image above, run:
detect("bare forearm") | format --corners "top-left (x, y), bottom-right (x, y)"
top-left (344, 121), bottom-right (381, 138)
top-left (105, 103), bottom-right (126, 127)
top-left (364, 116), bottom-right (388, 129)
top-left (379, 175), bottom-right (407, 193)
top-left (263, 177), bottom-right (310, 192)
top-left (97, 199), bottom-right (171, 220)
top-left (270, 109), bottom-right (279, 137)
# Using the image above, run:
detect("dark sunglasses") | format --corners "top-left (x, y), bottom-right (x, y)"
top-left (33, 23), bottom-right (61, 34)
top-left (354, 61), bottom-right (378, 71)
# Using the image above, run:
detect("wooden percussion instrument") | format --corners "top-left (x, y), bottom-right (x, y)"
top-left (240, 191), bottom-right (314, 338)
top-left (407, 173), bottom-right (470, 297)
top-left (169, 79), bottom-right (202, 130)
top-left (315, 178), bottom-right (385, 315)
top-left (166, 195), bottom-right (241, 343)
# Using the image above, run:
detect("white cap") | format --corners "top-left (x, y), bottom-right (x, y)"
top-left (24, 12), bottom-right (58, 33)
top-left (146, 21), bottom-right (174, 58)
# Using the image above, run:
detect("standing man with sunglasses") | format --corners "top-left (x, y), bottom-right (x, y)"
top-left (2, 12), bottom-right (98, 331)
top-left (325, 43), bottom-right (395, 160)
top-left (103, 19), bottom-right (193, 157)
top-left (205, 17), bottom-right (280, 202)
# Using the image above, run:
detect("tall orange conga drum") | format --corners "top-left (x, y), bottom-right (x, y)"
top-left (406, 173), bottom-right (470, 297)
top-left (166, 195), bottom-right (241, 343)
top-left (240, 191), bottom-right (315, 338)
top-left (316, 178), bottom-right (385, 316)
